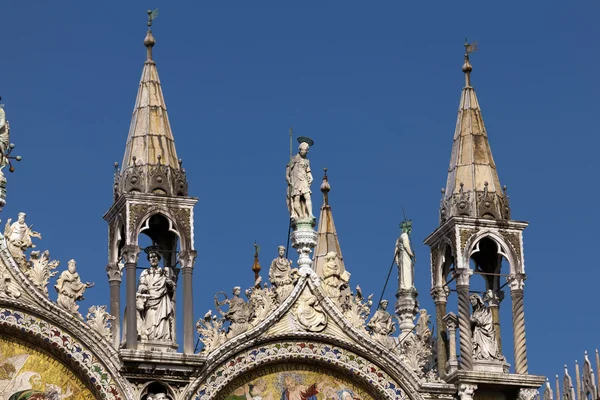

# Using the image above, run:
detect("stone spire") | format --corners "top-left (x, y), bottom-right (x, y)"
top-left (440, 42), bottom-right (510, 222)
top-left (313, 169), bottom-right (346, 278)
top-left (115, 10), bottom-right (188, 198)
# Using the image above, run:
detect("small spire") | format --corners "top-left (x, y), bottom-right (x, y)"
top-left (144, 9), bottom-right (158, 61)
top-left (252, 241), bottom-right (261, 282)
top-left (320, 168), bottom-right (330, 205)
top-left (463, 38), bottom-right (477, 86)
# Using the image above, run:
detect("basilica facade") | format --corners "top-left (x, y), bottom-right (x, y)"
top-left (0, 13), bottom-right (593, 400)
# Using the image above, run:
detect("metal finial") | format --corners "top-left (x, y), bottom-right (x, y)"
top-left (320, 168), bottom-right (331, 205)
top-left (462, 39), bottom-right (477, 86)
top-left (147, 9), bottom-right (159, 27)
top-left (252, 241), bottom-right (261, 281)
top-left (144, 9), bottom-right (158, 60)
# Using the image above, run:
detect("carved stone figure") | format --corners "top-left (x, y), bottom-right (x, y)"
top-left (321, 252), bottom-right (350, 305)
top-left (286, 142), bottom-right (314, 221)
top-left (0, 103), bottom-right (10, 173)
top-left (269, 245), bottom-right (298, 301)
top-left (469, 294), bottom-right (503, 361)
top-left (137, 250), bottom-right (175, 341)
top-left (25, 250), bottom-right (59, 296)
top-left (367, 300), bottom-right (396, 348)
top-left (395, 220), bottom-right (415, 290)
top-left (295, 291), bottom-right (327, 332)
top-left (0, 263), bottom-right (20, 299)
top-left (216, 286), bottom-right (253, 339)
top-left (55, 259), bottom-right (94, 315)
top-left (86, 305), bottom-right (115, 341)
top-left (196, 310), bottom-right (226, 353)
top-left (4, 213), bottom-right (42, 269)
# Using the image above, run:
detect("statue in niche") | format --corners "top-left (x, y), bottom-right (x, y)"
top-left (286, 141), bottom-right (314, 221)
top-left (136, 249), bottom-right (175, 341)
top-left (321, 252), bottom-right (350, 305)
top-left (367, 300), bottom-right (396, 348)
top-left (395, 220), bottom-right (415, 291)
top-left (469, 294), bottom-right (504, 361)
top-left (4, 213), bottom-right (41, 268)
top-left (55, 259), bottom-right (94, 315)
top-left (295, 291), bottom-right (327, 332)
top-left (216, 286), bottom-right (253, 338)
top-left (269, 245), bottom-right (298, 301)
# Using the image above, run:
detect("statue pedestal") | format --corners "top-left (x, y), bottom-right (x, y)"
top-left (473, 359), bottom-right (510, 373)
top-left (137, 339), bottom-right (178, 353)
top-left (395, 287), bottom-right (419, 334)
top-left (291, 218), bottom-right (317, 272)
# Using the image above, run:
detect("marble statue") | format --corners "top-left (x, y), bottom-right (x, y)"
top-left (55, 259), bottom-right (94, 315)
top-left (0, 103), bottom-right (10, 173)
top-left (395, 220), bottom-right (415, 290)
top-left (367, 300), bottom-right (396, 348)
top-left (469, 294), bottom-right (503, 361)
top-left (322, 251), bottom-right (350, 305)
top-left (295, 291), bottom-right (327, 332)
top-left (286, 142), bottom-right (314, 221)
top-left (4, 213), bottom-right (42, 268)
top-left (217, 286), bottom-right (253, 338)
top-left (136, 250), bottom-right (175, 341)
top-left (269, 245), bottom-right (298, 301)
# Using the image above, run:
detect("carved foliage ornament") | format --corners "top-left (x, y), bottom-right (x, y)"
top-left (26, 250), bottom-right (59, 296)
top-left (86, 305), bottom-right (115, 341)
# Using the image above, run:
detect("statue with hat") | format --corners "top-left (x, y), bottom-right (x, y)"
top-left (286, 137), bottom-right (315, 222)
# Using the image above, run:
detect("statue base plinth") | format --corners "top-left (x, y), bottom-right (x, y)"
top-left (473, 359), bottom-right (510, 373)
top-left (291, 216), bottom-right (316, 230)
top-left (137, 339), bottom-right (178, 353)
top-left (290, 219), bottom-right (318, 271)
top-left (395, 287), bottom-right (419, 334)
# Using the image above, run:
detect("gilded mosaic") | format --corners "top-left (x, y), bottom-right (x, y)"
top-left (0, 334), bottom-right (94, 400)
top-left (224, 369), bottom-right (373, 400)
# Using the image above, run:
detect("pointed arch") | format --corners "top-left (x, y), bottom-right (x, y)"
top-left (463, 230), bottom-right (520, 276)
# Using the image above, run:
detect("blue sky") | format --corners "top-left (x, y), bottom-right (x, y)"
top-left (2, 1), bottom-right (599, 384)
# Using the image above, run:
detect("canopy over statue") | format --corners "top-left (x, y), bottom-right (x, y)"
top-left (286, 137), bottom-right (315, 223)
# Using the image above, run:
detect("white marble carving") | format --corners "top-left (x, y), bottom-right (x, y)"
top-left (269, 245), bottom-right (299, 302)
top-left (0, 262), bottom-right (20, 298)
top-left (367, 300), bottom-right (396, 349)
top-left (458, 384), bottom-right (477, 400)
top-left (4, 213), bottom-right (42, 269)
top-left (470, 294), bottom-right (504, 361)
top-left (25, 250), bottom-right (59, 296)
top-left (321, 251), bottom-right (350, 305)
top-left (397, 309), bottom-right (436, 378)
top-left (86, 305), bottom-right (115, 341)
top-left (55, 259), bottom-right (94, 316)
top-left (395, 220), bottom-right (416, 290)
top-left (137, 250), bottom-right (176, 341)
top-left (286, 141), bottom-right (314, 222)
top-left (248, 281), bottom-right (276, 327)
top-left (216, 286), bottom-right (253, 339)
top-left (344, 285), bottom-right (373, 330)
top-left (196, 310), bottom-right (226, 353)
top-left (294, 291), bottom-right (327, 332)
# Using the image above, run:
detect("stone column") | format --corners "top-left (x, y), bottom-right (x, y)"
top-left (443, 312), bottom-right (459, 374)
top-left (122, 245), bottom-right (140, 350)
top-left (105, 262), bottom-right (122, 349)
top-left (395, 288), bottom-right (418, 335)
top-left (485, 289), bottom-right (504, 354)
top-left (509, 274), bottom-right (528, 374)
top-left (180, 250), bottom-right (197, 354)
top-left (431, 286), bottom-right (449, 377)
top-left (455, 269), bottom-right (473, 370)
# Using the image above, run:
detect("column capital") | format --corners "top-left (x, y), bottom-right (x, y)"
top-left (431, 286), bottom-right (450, 303)
top-left (121, 245), bottom-right (140, 265)
top-left (458, 384), bottom-right (478, 400)
top-left (454, 268), bottom-right (473, 286)
top-left (517, 388), bottom-right (538, 400)
top-left (507, 273), bottom-right (526, 291)
top-left (484, 289), bottom-right (505, 307)
top-left (443, 312), bottom-right (458, 330)
top-left (179, 250), bottom-right (197, 270)
top-left (106, 263), bottom-right (122, 283)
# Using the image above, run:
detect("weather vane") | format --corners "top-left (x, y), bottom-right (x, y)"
top-left (464, 38), bottom-right (478, 55)
top-left (147, 8), bottom-right (159, 28)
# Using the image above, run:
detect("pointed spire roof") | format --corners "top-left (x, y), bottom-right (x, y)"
top-left (313, 169), bottom-right (346, 277)
top-left (440, 42), bottom-right (510, 222)
top-left (115, 11), bottom-right (188, 197)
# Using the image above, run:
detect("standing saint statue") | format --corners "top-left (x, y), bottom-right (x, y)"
top-left (0, 102), bottom-right (10, 173)
top-left (269, 245), bottom-right (298, 301)
top-left (55, 259), bottom-right (94, 315)
top-left (4, 213), bottom-right (42, 268)
top-left (469, 294), bottom-right (504, 361)
top-left (286, 141), bottom-right (314, 221)
top-left (136, 249), bottom-right (175, 342)
top-left (395, 220), bottom-right (416, 290)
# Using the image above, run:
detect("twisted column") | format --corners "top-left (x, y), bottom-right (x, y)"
top-left (105, 262), bottom-right (122, 349)
top-left (431, 286), bottom-right (449, 376)
top-left (509, 274), bottom-right (528, 374)
top-left (122, 245), bottom-right (140, 350)
top-left (456, 269), bottom-right (473, 370)
top-left (180, 250), bottom-right (197, 354)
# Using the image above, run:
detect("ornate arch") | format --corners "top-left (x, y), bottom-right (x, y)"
top-left (462, 229), bottom-right (520, 276)
top-left (185, 339), bottom-right (420, 400)
top-left (129, 205), bottom-right (191, 251)
top-left (0, 306), bottom-right (132, 400)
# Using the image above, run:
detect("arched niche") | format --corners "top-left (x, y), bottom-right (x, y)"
top-left (463, 230), bottom-right (520, 280)
top-left (186, 340), bottom-right (420, 400)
